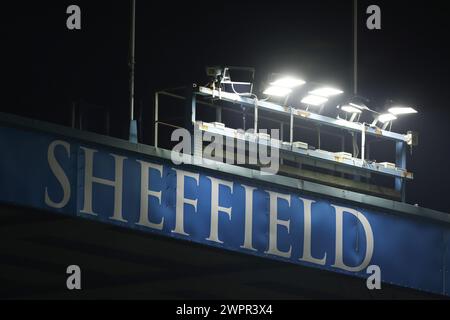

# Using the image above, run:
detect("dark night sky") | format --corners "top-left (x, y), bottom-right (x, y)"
top-left (1, 1), bottom-right (450, 212)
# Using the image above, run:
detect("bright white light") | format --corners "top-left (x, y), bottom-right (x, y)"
top-left (341, 105), bottom-right (363, 114)
top-left (263, 86), bottom-right (292, 97)
top-left (309, 87), bottom-right (343, 97)
top-left (270, 77), bottom-right (306, 89)
top-left (301, 95), bottom-right (329, 106)
top-left (388, 107), bottom-right (418, 115)
top-left (378, 113), bottom-right (397, 123)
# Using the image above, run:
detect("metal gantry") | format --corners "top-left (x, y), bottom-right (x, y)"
top-left (154, 85), bottom-right (413, 202)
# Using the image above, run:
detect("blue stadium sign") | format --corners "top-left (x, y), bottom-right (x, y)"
top-left (1, 123), bottom-right (450, 296)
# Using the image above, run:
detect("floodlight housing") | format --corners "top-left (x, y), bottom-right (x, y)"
top-left (301, 95), bottom-right (329, 106)
top-left (309, 87), bottom-right (343, 97)
top-left (388, 106), bottom-right (418, 115)
top-left (270, 77), bottom-right (306, 89)
top-left (263, 86), bottom-right (292, 97)
top-left (378, 113), bottom-right (397, 123)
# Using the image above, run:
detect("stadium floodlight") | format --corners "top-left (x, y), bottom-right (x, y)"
top-left (339, 103), bottom-right (364, 122)
top-left (372, 113), bottom-right (397, 130)
top-left (388, 106), bottom-right (418, 115)
top-left (378, 113), bottom-right (397, 123)
top-left (270, 76), bottom-right (306, 89)
top-left (309, 87), bottom-right (343, 97)
top-left (263, 86), bottom-right (293, 97)
top-left (301, 95), bottom-right (329, 106)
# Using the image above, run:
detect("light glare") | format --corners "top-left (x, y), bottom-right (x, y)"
top-left (270, 77), bottom-right (306, 89)
top-left (301, 95), bottom-right (329, 106)
top-left (309, 87), bottom-right (343, 97)
top-left (388, 107), bottom-right (418, 115)
top-left (378, 113), bottom-right (397, 123)
top-left (263, 86), bottom-right (293, 97)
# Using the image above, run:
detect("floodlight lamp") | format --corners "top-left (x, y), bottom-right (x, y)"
top-left (263, 86), bottom-right (292, 97)
top-left (301, 95), bottom-right (329, 106)
top-left (388, 106), bottom-right (418, 115)
top-left (378, 113), bottom-right (397, 123)
top-left (309, 87), bottom-right (343, 97)
top-left (270, 76), bottom-right (306, 89)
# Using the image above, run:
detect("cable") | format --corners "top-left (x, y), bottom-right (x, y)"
top-left (230, 82), bottom-right (258, 100)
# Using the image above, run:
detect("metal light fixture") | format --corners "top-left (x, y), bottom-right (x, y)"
top-left (371, 113), bottom-right (397, 130)
top-left (301, 95), bottom-right (329, 106)
top-left (338, 103), bottom-right (365, 122)
top-left (264, 76), bottom-right (305, 98)
top-left (309, 87), bottom-right (344, 97)
top-left (388, 106), bottom-right (418, 115)
top-left (371, 105), bottom-right (418, 130)
top-left (263, 86), bottom-right (293, 97)
top-left (270, 76), bottom-right (306, 89)
top-left (378, 113), bottom-right (397, 123)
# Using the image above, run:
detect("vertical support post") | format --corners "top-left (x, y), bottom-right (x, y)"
top-left (254, 103), bottom-right (258, 133)
top-left (189, 87), bottom-right (197, 158)
top-left (241, 105), bottom-right (246, 131)
top-left (289, 107), bottom-right (294, 145)
top-left (361, 123), bottom-right (366, 161)
top-left (353, 0), bottom-right (358, 95)
top-left (280, 121), bottom-right (284, 166)
top-left (138, 100), bottom-right (143, 143)
top-left (395, 141), bottom-right (407, 202)
top-left (154, 92), bottom-right (159, 148)
top-left (191, 91), bottom-right (196, 127)
top-left (341, 132), bottom-right (346, 178)
top-left (128, 0), bottom-right (138, 143)
top-left (279, 121), bottom-right (284, 142)
top-left (317, 126), bottom-right (321, 149)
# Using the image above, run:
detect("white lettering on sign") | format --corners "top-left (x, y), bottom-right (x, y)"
top-left (45, 140), bottom-right (375, 273)
top-left (45, 140), bottom-right (71, 209)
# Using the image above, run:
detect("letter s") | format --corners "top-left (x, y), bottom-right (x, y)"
top-left (45, 140), bottom-right (71, 209)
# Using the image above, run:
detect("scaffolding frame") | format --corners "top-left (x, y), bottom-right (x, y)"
top-left (154, 85), bottom-right (413, 202)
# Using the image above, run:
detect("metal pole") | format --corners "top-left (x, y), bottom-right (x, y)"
top-left (128, 0), bottom-right (138, 143)
top-left (352, 0), bottom-right (359, 160)
top-left (254, 104), bottom-right (258, 133)
top-left (317, 126), bottom-right (321, 149)
top-left (353, 0), bottom-right (358, 95)
top-left (290, 108), bottom-right (294, 145)
top-left (361, 123), bottom-right (365, 161)
top-left (154, 92), bottom-right (159, 148)
top-left (395, 141), bottom-right (407, 202)
top-left (130, 0), bottom-right (136, 120)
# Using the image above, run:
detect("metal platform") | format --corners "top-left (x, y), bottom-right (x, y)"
top-left (189, 85), bottom-right (413, 201)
